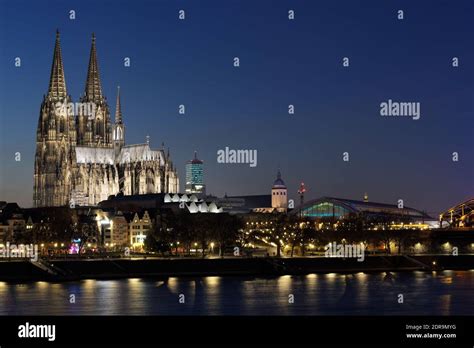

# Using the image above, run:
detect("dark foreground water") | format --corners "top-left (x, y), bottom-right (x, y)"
top-left (0, 271), bottom-right (473, 315)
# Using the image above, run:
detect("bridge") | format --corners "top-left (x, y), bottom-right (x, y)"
top-left (439, 198), bottom-right (474, 228)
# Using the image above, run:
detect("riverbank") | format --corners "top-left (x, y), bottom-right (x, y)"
top-left (0, 255), bottom-right (473, 282)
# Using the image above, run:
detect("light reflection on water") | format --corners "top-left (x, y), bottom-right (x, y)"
top-left (0, 271), bottom-right (473, 315)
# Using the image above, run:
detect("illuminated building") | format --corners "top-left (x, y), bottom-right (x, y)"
top-left (128, 211), bottom-right (152, 249)
top-left (271, 170), bottom-right (288, 212)
top-left (292, 196), bottom-right (437, 227)
top-left (185, 151), bottom-right (205, 195)
top-left (217, 170), bottom-right (288, 214)
top-left (33, 31), bottom-right (179, 208)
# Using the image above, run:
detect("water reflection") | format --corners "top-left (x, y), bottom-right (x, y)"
top-left (167, 277), bottom-right (179, 293)
top-left (0, 271), bottom-right (472, 316)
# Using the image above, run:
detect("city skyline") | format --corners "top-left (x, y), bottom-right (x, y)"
top-left (0, 0), bottom-right (473, 214)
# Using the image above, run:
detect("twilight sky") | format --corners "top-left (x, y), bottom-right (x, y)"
top-left (0, 0), bottom-right (472, 214)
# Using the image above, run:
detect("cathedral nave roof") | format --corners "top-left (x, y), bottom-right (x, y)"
top-left (75, 146), bottom-right (115, 164)
top-left (117, 144), bottom-right (164, 165)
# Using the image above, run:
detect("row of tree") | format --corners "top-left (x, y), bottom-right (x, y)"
top-left (144, 210), bottom-right (243, 257)
top-left (14, 207), bottom-right (437, 257)
top-left (247, 213), bottom-right (429, 256)
top-left (15, 208), bottom-right (98, 249)
top-left (145, 211), bottom-right (431, 257)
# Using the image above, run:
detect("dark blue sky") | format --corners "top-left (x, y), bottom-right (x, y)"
top-left (0, 0), bottom-right (473, 214)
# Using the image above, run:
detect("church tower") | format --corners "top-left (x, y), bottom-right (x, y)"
top-left (34, 31), bottom-right (181, 207)
top-left (113, 86), bottom-right (125, 156)
top-left (77, 33), bottom-right (112, 147)
top-left (33, 30), bottom-right (75, 207)
top-left (271, 170), bottom-right (288, 212)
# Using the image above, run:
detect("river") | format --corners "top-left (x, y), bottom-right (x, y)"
top-left (0, 270), bottom-right (473, 315)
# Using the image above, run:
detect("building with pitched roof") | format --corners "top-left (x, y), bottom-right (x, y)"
top-left (33, 31), bottom-right (179, 207)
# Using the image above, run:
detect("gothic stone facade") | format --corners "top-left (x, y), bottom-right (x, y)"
top-left (34, 31), bottom-right (179, 207)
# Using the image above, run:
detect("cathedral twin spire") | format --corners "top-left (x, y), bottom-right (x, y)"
top-left (48, 30), bottom-right (124, 146)
top-left (47, 30), bottom-right (67, 100)
top-left (84, 33), bottom-right (103, 102)
top-left (48, 31), bottom-right (105, 103)
top-left (48, 31), bottom-right (112, 104)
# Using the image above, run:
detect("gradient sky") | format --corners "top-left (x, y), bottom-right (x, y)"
top-left (0, 0), bottom-right (473, 214)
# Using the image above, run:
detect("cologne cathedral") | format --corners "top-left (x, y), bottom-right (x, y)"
top-left (33, 31), bottom-right (179, 207)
